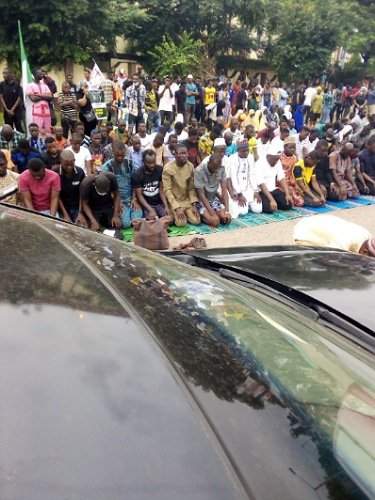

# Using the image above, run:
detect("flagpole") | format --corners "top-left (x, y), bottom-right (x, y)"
top-left (18, 20), bottom-right (33, 131)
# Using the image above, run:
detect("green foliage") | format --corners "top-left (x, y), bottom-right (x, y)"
top-left (126, 0), bottom-right (265, 67)
top-left (0, 0), bottom-right (147, 68)
top-left (345, 0), bottom-right (375, 65)
top-left (264, 0), bottom-right (346, 82)
top-left (148, 33), bottom-right (203, 77)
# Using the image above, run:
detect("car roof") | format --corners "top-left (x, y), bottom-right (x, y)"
top-left (182, 246), bottom-right (375, 334)
top-left (0, 205), bottom-right (371, 500)
top-left (0, 206), bottom-right (246, 500)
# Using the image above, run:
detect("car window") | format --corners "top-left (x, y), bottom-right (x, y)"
top-left (44, 218), bottom-right (375, 500)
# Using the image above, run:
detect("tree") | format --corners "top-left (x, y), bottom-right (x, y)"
top-left (345, 0), bottom-right (375, 66)
top-left (263, 0), bottom-right (349, 82)
top-left (148, 33), bottom-right (203, 77)
top-left (0, 0), bottom-right (147, 69)
top-left (125, 0), bottom-right (266, 69)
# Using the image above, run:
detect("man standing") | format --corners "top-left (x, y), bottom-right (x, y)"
top-left (125, 74), bottom-right (146, 134)
top-left (158, 77), bottom-right (174, 125)
top-left (162, 143), bottom-right (200, 227)
top-left (226, 140), bottom-right (262, 218)
top-left (303, 83), bottom-right (316, 124)
top-left (194, 153), bottom-right (231, 227)
top-left (256, 144), bottom-right (293, 213)
top-left (53, 150), bottom-right (86, 223)
top-left (185, 75), bottom-right (198, 124)
top-left (101, 73), bottom-right (114, 122)
top-left (145, 79), bottom-right (160, 133)
top-left (0, 69), bottom-right (23, 132)
top-left (26, 69), bottom-right (53, 136)
top-left (18, 158), bottom-right (60, 216)
top-left (102, 141), bottom-right (142, 228)
top-left (132, 149), bottom-right (169, 219)
top-left (57, 81), bottom-right (79, 139)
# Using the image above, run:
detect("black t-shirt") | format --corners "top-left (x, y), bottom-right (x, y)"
top-left (80, 172), bottom-right (118, 211)
top-left (132, 165), bottom-right (163, 206)
top-left (315, 157), bottom-right (332, 185)
top-left (359, 149), bottom-right (375, 178)
top-left (0, 80), bottom-right (23, 109)
top-left (175, 89), bottom-right (186, 113)
top-left (41, 151), bottom-right (61, 169)
top-left (54, 166), bottom-right (85, 210)
top-left (76, 88), bottom-right (93, 113)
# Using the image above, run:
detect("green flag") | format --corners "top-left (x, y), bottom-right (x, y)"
top-left (18, 20), bottom-right (33, 127)
top-left (18, 20), bottom-right (33, 88)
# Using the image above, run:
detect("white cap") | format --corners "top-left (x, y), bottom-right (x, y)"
top-left (267, 142), bottom-right (283, 156)
top-left (213, 138), bottom-right (226, 148)
top-left (187, 74), bottom-right (194, 79)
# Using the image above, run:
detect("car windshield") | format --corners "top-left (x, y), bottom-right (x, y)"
top-left (20, 215), bottom-right (375, 500)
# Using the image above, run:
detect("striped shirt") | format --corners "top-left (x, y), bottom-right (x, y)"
top-left (58, 92), bottom-right (78, 121)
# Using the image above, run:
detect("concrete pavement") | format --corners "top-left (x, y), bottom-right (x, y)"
top-left (168, 205), bottom-right (375, 249)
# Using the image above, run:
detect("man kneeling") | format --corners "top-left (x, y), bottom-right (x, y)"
top-left (194, 153), bottom-right (231, 227)
top-left (162, 143), bottom-right (200, 227)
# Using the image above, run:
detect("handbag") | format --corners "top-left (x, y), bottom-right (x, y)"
top-left (82, 109), bottom-right (97, 122)
top-left (133, 216), bottom-right (170, 250)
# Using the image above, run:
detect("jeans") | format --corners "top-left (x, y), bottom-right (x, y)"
top-left (147, 111), bottom-right (160, 133)
top-left (121, 205), bottom-right (143, 228)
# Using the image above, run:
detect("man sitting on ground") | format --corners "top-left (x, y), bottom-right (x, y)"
top-left (293, 151), bottom-right (326, 207)
top-left (226, 140), bottom-right (262, 218)
top-left (359, 136), bottom-right (375, 195)
top-left (0, 150), bottom-right (19, 203)
top-left (256, 143), bottom-right (293, 213)
top-left (102, 141), bottom-right (142, 228)
top-left (41, 136), bottom-right (61, 169)
top-left (67, 133), bottom-right (92, 175)
top-left (80, 172), bottom-right (121, 231)
top-left (162, 143), bottom-right (200, 227)
top-left (194, 153), bottom-right (231, 227)
top-left (53, 150), bottom-right (86, 224)
top-left (329, 143), bottom-right (359, 200)
top-left (18, 158), bottom-right (60, 216)
top-left (132, 149), bottom-right (169, 219)
top-left (12, 139), bottom-right (41, 173)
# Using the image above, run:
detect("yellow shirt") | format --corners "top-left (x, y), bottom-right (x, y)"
top-left (199, 133), bottom-right (214, 157)
top-left (293, 159), bottom-right (315, 185)
top-left (248, 137), bottom-right (257, 155)
top-left (311, 94), bottom-right (323, 114)
top-left (204, 87), bottom-right (216, 106)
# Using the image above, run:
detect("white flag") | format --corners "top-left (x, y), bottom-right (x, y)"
top-left (90, 62), bottom-right (105, 90)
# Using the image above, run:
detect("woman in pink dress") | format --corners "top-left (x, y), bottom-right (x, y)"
top-left (26, 69), bottom-right (53, 135)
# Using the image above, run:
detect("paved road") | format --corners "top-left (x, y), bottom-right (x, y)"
top-left (168, 206), bottom-right (375, 249)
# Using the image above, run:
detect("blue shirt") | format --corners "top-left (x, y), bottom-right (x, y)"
top-left (185, 83), bottom-right (198, 106)
top-left (29, 137), bottom-right (46, 153)
top-left (225, 144), bottom-right (237, 156)
top-left (102, 158), bottom-right (133, 205)
top-left (12, 150), bottom-right (41, 173)
top-left (128, 148), bottom-right (143, 171)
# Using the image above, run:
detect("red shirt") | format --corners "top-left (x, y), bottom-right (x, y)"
top-left (19, 169), bottom-right (61, 211)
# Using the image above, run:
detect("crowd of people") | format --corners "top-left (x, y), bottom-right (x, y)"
top-left (0, 66), bottom-right (375, 236)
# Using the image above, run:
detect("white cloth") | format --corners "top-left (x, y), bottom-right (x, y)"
top-left (305, 138), bottom-right (319, 154)
top-left (66, 146), bottom-right (91, 174)
top-left (256, 157), bottom-right (285, 192)
top-left (270, 136), bottom-right (285, 153)
top-left (171, 82), bottom-right (179, 106)
top-left (158, 85), bottom-right (174, 112)
top-left (304, 87), bottom-right (317, 107)
top-left (226, 153), bottom-right (262, 218)
top-left (295, 135), bottom-right (310, 160)
top-left (139, 134), bottom-right (153, 150)
top-left (293, 215), bottom-right (371, 253)
top-left (256, 140), bottom-right (271, 159)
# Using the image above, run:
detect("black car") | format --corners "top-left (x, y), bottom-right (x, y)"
top-left (0, 203), bottom-right (374, 500)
